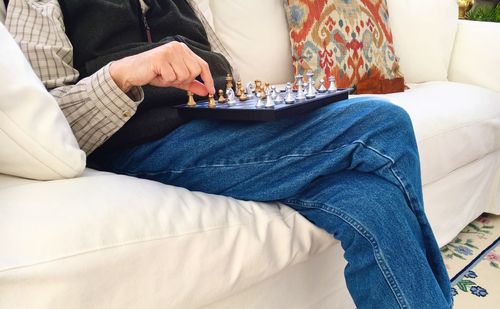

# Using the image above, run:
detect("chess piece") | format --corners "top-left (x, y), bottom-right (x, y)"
top-left (218, 89), bottom-right (226, 103)
top-left (255, 80), bottom-right (262, 94)
top-left (270, 85), bottom-right (278, 101)
top-left (255, 92), bottom-right (265, 108)
top-left (264, 82), bottom-right (270, 93)
top-left (265, 89), bottom-right (275, 108)
top-left (306, 71), bottom-right (316, 99)
top-left (236, 80), bottom-right (242, 97)
top-left (303, 82), bottom-right (309, 96)
top-left (328, 76), bottom-right (337, 93)
top-left (318, 79), bottom-right (327, 93)
top-left (208, 94), bottom-right (216, 108)
top-left (275, 93), bottom-right (285, 105)
top-left (187, 91), bottom-right (196, 107)
top-left (285, 82), bottom-right (295, 104)
top-left (226, 87), bottom-right (237, 106)
top-left (226, 73), bottom-right (234, 90)
top-left (239, 89), bottom-right (248, 101)
top-left (246, 82), bottom-right (255, 98)
top-left (296, 75), bottom-right (306, 101)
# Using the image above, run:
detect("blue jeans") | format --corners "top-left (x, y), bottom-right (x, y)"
top-left (89, 97), bottom-right (452, 308)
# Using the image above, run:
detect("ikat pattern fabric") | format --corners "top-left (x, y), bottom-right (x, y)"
top-left (284, 0), bottom-right (402, 90)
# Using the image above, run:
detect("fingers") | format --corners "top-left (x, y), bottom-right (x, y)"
top-left (187, 80), bottom-right (209, 97)
top-left (154, 42), bottom-right (215, 95)
top-left (188, 50), bottom-right (215, 95)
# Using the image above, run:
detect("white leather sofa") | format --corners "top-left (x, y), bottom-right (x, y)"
top-left (1, 1), bottom-right (499, 308)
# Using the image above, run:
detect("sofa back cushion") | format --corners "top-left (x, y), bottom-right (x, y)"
top-left (0, 23), bottom-right (86, 180)
top-left (386, 0), bottom-right (458, 83)
top-left (209, 0), bottom-right (294, 85)
top-left (449, 20), bottom-right (500, 94)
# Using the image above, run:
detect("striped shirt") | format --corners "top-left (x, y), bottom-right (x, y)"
top-left (5, 0), bottom-right (235, 154)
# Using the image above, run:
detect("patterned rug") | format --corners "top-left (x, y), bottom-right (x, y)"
top-left (440, 214), bottom-right (500, 308)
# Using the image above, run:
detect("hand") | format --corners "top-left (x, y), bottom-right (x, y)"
top-left (109, 41), bottom-right (215, 96)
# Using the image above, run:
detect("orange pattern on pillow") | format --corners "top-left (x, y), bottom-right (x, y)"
top-left (284, 0), bottom-right (404, 93)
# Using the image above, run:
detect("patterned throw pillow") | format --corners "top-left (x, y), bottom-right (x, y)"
top-left (284, 0), bottom-right (404, 94)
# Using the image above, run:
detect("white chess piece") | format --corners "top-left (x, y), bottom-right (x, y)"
top-left (285, 82), bottom-right (295, 104)
top-left (226, 88), bottom-right (237, 105)
top-left (246, 82), bottom-right (255, 98)
top-left (318, 79), bottom-right (327, 93)
top-left (265, 89), bottom-right (275, 108)
top-left (328, 76), bottom-right (337, 93)
top-left (306, 72), bottom-right (316, 99)
top-left (271, 86), bottom-right (278, 101)
top-left (296, 75), bottom-right (306, 101)
top-left (255, 92), bottom-right (265, 108)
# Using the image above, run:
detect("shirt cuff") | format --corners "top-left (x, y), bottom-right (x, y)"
top-left (88, 64), bottom-right (144, 127)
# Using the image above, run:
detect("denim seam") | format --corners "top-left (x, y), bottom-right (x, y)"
top-left (285, 198), bottom-right (410, 309)
top-left (118, 144), bottom-right (352, 176)
top-left (354, 141), bottom-right (421, 213)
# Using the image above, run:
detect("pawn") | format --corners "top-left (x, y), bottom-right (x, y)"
top-left (255, 92), bottom-right (265, 108)
top-left (306, 83), bottom-right (316, 99)
top-left (187, 91), bottom-right (196, 107)
top-left (275, 93), bottom-right (285, 105)
top-left (208, 94), bottom-right (216, 108)
top-left (285, 82), bottom-right (295, 104)
top-left (239, 89), bottom-right (249, 101)
top-left (328, 76), bottom-right (337, 93)
top-left (318, 79), bottom-right (327, 93)
top-left (218, 89), bottom-right (226, 103)
top-left (265, 89), bottom-right (275, 108)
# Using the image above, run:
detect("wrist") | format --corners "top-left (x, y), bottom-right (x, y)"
top-left (109, 60), bottom-right (133, 93)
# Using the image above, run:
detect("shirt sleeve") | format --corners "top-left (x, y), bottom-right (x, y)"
top-left (5, 0), bottom-right (144, 155)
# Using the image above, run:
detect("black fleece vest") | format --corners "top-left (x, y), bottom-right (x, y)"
top-left (58, 0), bottom-right (232, 153)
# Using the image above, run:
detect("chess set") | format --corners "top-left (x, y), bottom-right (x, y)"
top-left (174, 72), bottom-right (353, 122)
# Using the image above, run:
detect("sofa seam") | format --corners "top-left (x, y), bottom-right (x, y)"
top-left (0, 211), bottom-right (299, 274)
top-left (417, 115), bottom-right (500, 144)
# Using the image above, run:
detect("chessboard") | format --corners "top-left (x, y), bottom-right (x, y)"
top-left (175, 88), bottom-right (352, 122)
top-left (175, 73), bottom-right (352, 121)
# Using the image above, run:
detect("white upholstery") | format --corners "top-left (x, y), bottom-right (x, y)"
top-left (1, 1), bottom-right (500, 308)
top-left (209, 0), bottom-right (294, 84)
top-left (386, 0), bottom-right (458, 83)
top-left (0, 170), bottom-right (335, 308)
top-left (0, 23), bottom-right (85, 180)
top-left (449, 20), bottom-right (500, 94)
top-left (196, 0), bottom-right (213, 28)
top-left (382, 82), bottom-right (500, 186)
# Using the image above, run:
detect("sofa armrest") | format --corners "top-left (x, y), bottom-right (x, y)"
top-left (448, 20), bottom-right (500, 93)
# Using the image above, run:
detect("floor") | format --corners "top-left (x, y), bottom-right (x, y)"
top-left (440, 214), bottom-right (500, 308)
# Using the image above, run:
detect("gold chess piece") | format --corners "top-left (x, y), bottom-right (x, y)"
top-left (208, 94), bottom-right (216, 108)
top-left (218, 89), bottom-right (226, 103)
top-left (187, 91), bottom-right (196, 107)
top-left (255, 80), bottom-right (263, 96)
top-left (225, 73), bottom-right (234, 90)
top-left (236, 80), bottom-right (242, 97)
top-left (239, 89), bottom-right (248, 101)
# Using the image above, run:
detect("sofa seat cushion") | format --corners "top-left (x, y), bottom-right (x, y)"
top-left (0, 169), bottom-right (334, 308)
top-left (380, 82), bottom-right (500, 186)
